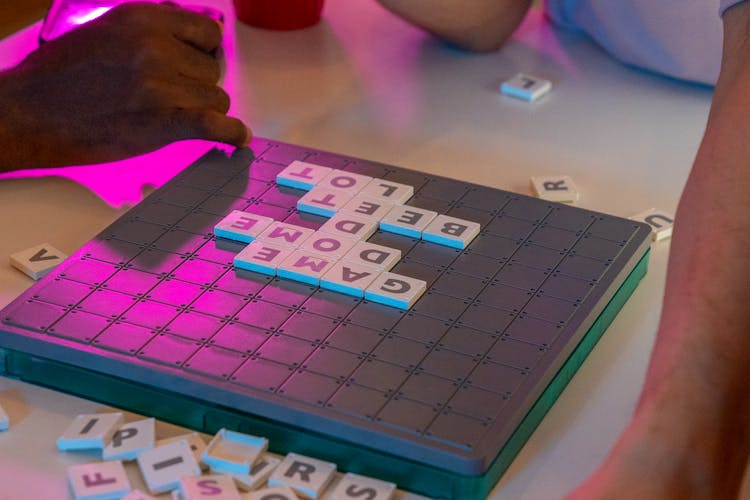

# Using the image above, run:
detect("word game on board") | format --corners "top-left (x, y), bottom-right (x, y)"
top-left (0, 139), bottom-right (652, 498)
top-left (212, 161), bottom-right (481, 309)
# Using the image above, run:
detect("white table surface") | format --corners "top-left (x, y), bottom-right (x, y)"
top-left (1, 0), bottom-right (736, 498)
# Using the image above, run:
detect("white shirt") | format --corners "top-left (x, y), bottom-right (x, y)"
top-left (544, 0), bottom-right (741, 85)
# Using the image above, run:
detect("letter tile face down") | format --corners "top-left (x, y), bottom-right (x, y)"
top-left (359, 177), bottom-right (414, 204)
top-left (268, 452), bottom-right (337, 499)
top-left (320, 261), bottom-right (382, 298)
top-left (276, 161), bottom-right (333, 191)
top-left (379, 205), bottom-right (437, 238)
top-left (214, 211), bottom-right (275, 243)
top-left (422, 214), bottom-right (481, 249)
top-left (529, 176), bottom-right (579, 203)
top-left (319, 213), bottom-right (380, 241)
top-left (364, 272), bottom-right (427, 310)
top-left (234, 241), bottom-right (295, 276)
top-left (297, 187), bottom-right (353, 218)
top-left (277, 250), bottom-right (337, 286)
top-left (68, 460), bottom-right (131, 500)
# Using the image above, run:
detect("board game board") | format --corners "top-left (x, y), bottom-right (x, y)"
top-left (0, 138), bottom-right (651, 498)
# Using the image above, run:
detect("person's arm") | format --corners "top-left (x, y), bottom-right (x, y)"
top-left (0, 2), bottom-right (250, 172)
top-left (376, 0), bottom-right (533, 52)
top-left (569, 3), bottom-right (750, 498)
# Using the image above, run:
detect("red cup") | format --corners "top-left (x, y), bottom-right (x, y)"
top-left (234, 0), bottom-right (325, 30)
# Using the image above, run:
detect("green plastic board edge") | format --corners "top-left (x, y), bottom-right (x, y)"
top-left (0, 250), bottom-right (649, 499)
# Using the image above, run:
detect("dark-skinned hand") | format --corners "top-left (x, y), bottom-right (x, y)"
top-left (0, 2), bottom-right (250, 171)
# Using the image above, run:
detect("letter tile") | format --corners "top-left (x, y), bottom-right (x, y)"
top-left (297, 187), bottom-right (353, 218)
top-left (68, 460), bottom-right (130, 500)
top-left (422, 214), bottom-right (481, 249)
top-left (57, 413), bottom-right (124, 451)
top-left (530, 176), bottom-right (579, 203)
top-left (102, 418), bottom-right (155, 461)
top-left (340, 195), bottom-right (394, 221)
top-left (276, 161), bottom-right (333, 191)
top-left (379, 206), bottom-right (437, 238)
top-left (364, 272), bottom-right (427, 310)
top-left (214, 211), bottom-right (275, 243)
top-left (256, 222), bottom-right (315, 248)
top-left (230, 454), bottom-right (281, 491)
top-left (318, 170), bottom-right (372, 195)
top-left (359, 178), bottom-right (414, 204)
top-left (319, 213), bottom-right (379, 241)
top-left (500, 73), bottom-right (552, 102)
top-left (629, 208), bottom-right (674, 241)
top-left (299, 233), bottom-right (358, 260)
top-left (342, 241), bottom-right (401, 271)
top-left (330, 472), bottom-right (396, 500)
top-left (235, 241), bottom-right (296, 276)
top-left (10, 242), bottom-right (68, 280)
top-left (320, 261), bottom-right (382, 298)
top-left (178, 474), bottom-right (241, 500)
top-left (268, 453), bottom-right (336, 499)
top-left (277, 250), bottom-right (337, 286)
top-left (137, 440), bottom-right (201, 493)
top-left (201, 428), bottom-right (268, 475)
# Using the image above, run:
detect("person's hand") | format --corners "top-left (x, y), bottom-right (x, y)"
top-left (0, 2), bottom-right (251, 171)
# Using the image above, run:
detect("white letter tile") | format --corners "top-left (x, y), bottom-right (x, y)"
top-left (320, 261), bottom-right (382, 298)
top-left (230, 454), bottom-right (281, 491)
top-left (359, 178), bottom-right (414, 204)
top-left (235, 241), bottom-right (295, 276)
top-left (299, 233), bottom-right (358, 260)
top-left (10, 242), bottom-right (68, 280)
top-left (330, 472), bottom-right (396, 500)
top-left (68, 460), bottom-right (130, 500)
top-left (629, 208), bottom-right (674, 241)
top-left (277, 250), bottom-right (338, 286)
top-left (379, 206), bottom-right (437, 239)
top-left (137, 439), bottom-right (201, 493)
top-left (276, 161), bottom-right (333, 191)
top-left (500, 73), bottom-right (552, 102)
top-left (57, 413), bottom-right (124, 451)
top-left (214, 211), bottom-right (275, 243)
top-left (102, 418), bottom-right (155, 461)
top-left (530, 176), bottom-right (579, 203)
top-left (256, 222), bottom-right (315, 248)
top-left (342, 241), bottom-right (401, 271)
top-left (319, 213), bottom-right (379, 241)
top-left (340, 195), bottom-right (394, 221)
top-left (318, 170), bottom-right (372, 195)
top-left (297, 187), bottom-right (353, 218)
top-left (268, 453), bottom-right (336, 499)
top-left (422, 214), bottom-right (481, 249)
top-left (364, 272), bottom-right (427, 310)
top-left (178, 474), bottom-right (241, 500)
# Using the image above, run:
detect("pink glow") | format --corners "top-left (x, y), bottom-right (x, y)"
top-left (2, 1), bottom-right (245, 210)
top-left (68, 6), bottom-right (113, 26)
